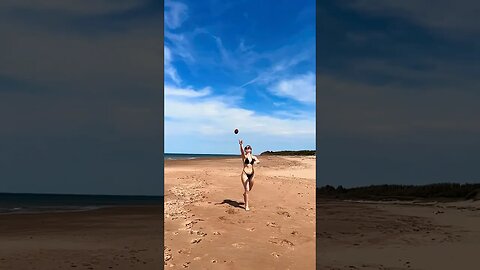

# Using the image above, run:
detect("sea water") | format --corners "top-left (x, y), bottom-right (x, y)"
top-left (164, 153), bottom-right (239, 160)
top-left (0, 193), bottom-right (162, 214)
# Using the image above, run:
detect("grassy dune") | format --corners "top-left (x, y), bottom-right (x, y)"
top-left (260, 150), bottom-right (315, 156)
top-left (317, 183), bottom-right (480, 201)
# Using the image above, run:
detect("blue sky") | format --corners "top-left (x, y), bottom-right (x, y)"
top-left (317, 1), bottom-right (480, 187)
top-left (164, 0), bottom-right (316, 154)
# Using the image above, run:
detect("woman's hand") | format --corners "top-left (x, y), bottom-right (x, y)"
top-left (239, 139), bottom-right (245, 159)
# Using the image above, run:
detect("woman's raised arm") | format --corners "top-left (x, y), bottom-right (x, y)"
top-left (239, 139), bottom-right (245, 160)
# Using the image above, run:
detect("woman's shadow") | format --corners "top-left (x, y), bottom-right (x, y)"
top-left (216, 199), bottom-right (245, 209)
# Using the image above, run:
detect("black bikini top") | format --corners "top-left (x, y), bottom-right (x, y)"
top-left (244, 156), bottom-right (255, 165)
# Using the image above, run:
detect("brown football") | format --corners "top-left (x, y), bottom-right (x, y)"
top-left (234, 129), bottom-right (239, 134)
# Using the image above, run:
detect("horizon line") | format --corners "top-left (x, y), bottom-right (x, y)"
top-left (0, 192), bottom-right (163, 197)
top-left (165, 150), bottom-right (316, 155)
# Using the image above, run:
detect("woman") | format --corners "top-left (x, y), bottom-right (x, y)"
top-left (239, 139), bottom-right (259, 211)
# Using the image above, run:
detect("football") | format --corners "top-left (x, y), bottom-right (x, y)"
top-left (234, 129), bottom-right (239, 134)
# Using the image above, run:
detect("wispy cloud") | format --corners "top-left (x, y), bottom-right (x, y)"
top-left (238, 38), bottom-right (255, 53)
top-left (165, 85), bottom-right (211, 97)
top-left (165, 31), bottom-right (194, 62)
top-left (268, 73), bottom-right (315, 104)
top-left (212, 35), bottom-right (237, 70)
top-left (164, 45), bottom-right (181, 85)
top-left (165, 0), bottom-right (188, 29)
top-left (240, 48), bottom-right (313, 88)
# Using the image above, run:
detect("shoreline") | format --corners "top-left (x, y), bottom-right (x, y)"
top-left (164, 154), bottom-right (315, 163)
top-left (165, 153), bottom-right (316, 161)
top-left (0, 204), bottom-right (162, 215)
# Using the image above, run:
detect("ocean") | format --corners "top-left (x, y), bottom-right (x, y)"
top-left (164, 153), bottom-right (240, 160)
top-left (0, 193), bottom-right (163, 214)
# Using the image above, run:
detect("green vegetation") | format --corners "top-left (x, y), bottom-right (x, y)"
top-left (260, 150), bottom-right (315, 156)
top-left (317, 183), bottom-right (480, 201)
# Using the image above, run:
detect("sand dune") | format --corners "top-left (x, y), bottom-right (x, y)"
top-left (164, 156), bottom-right (316, 269)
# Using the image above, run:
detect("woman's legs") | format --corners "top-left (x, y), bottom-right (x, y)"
top-left (249, 174), bottom-right (254, 191)
top-left (240, 172), bottom-right (250, 211)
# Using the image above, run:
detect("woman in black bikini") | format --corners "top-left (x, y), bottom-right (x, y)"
top-left (239, 139), bottom-right (259, 211)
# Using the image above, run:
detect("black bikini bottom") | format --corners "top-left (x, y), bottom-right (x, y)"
top-left (244, 170), bottom-right (254, 178)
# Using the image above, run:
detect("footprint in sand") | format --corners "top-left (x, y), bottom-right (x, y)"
top-left (189, 230), bottom-right (207, 237)
top-left (276, 210), bottom-right (291, 218)
top-left (164, 246), bottom-right (172, 264)
top-left (269, 238), bottom-right (295, 250)
top-left (190, 238), bottom-right (202, 244)
top-left (247, 227), bottom-right (255, 232)
top-left (213, 231), bottom-right (221, 235)
top-left (271, 252), bottom-right (280, 258)
top-left (280, 239), bottom-right (295, 248)
top-left (177, 249), bottom-right (189, 254)
top-left (164, 253), bottom-right (172, 264)
top-left (226, 209), bottom-right (238, 214)
top-left (266, 222), bottom-right (278, 228)
top-left (232, 242), bottom-right (245, 248)
top-left (185, 220), bottom-right (198, 230)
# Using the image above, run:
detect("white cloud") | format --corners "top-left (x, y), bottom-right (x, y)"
top-left (164, 84), bottom-right (315, 137)
top-left (164, 46), bottom-right (182, 85)
top-left (165, 31), bottom-right (194, 62)
top-left (165, 85), bottom-right (211, 97)
top-left (240, 49), bottom-right (313, 88)
top-left (238, 39), bottom-right (255, 53)
top-left (212, 35), bottom-right (236, 69)
top-left (268, 73), bottom-right (315, 104)
top-left (165, 0), bottom-right (188, 29)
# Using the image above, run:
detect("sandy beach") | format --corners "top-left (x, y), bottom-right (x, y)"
top-left (317, 199), bottom-right (480, 270)
top-left (0, 206), bottom-right (163, 270)
top-left (164, 155), bottom-right (316, 269)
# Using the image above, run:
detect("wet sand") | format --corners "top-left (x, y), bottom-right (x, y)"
top-left (0, 206), bottom-right (163, 270)
top-left (164, 156), bottom-right (316, 269)
top-left (317, 199), bottom-right (480, 270)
